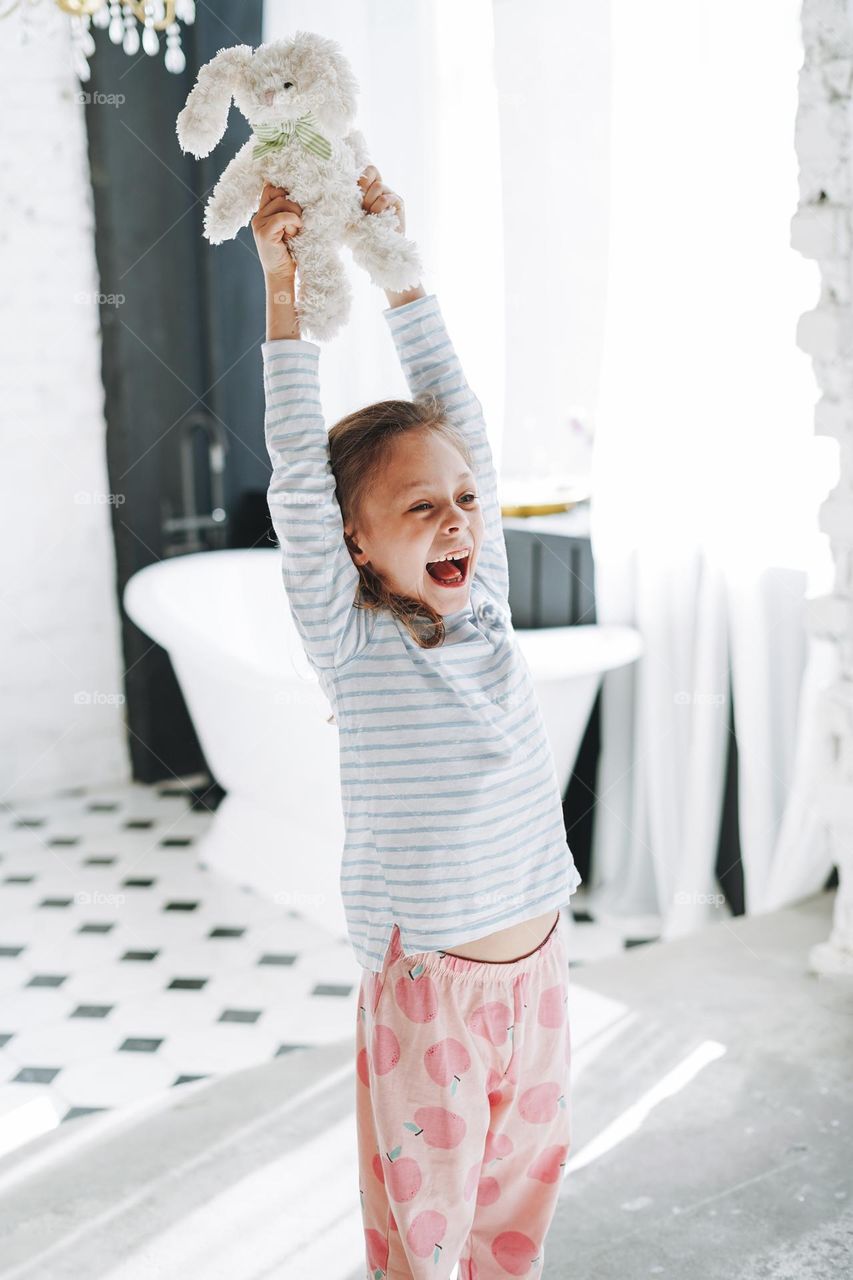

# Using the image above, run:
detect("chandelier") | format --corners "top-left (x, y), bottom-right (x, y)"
top-left (1, 0), bottom-right (196, 79)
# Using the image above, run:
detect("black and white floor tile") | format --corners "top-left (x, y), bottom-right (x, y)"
top-left (0, 775), bottom-right (659, 1133)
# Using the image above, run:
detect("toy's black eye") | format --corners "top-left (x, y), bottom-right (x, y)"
top-left (283, 81), bottom-right (294, 89)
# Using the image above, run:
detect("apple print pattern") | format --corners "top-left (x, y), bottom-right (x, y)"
top-left (354, 920), bottom-right (572, 1278)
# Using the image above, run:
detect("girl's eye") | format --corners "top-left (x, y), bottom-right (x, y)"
top-left (409, 493), bottom-right (478, 513)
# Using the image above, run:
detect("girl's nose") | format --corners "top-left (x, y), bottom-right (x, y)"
top-left (263, 89), bottom-right (275, 106)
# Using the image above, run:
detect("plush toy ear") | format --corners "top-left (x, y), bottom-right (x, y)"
top-left (176, 43), bottom-right (254, 159)
top-left (322, 44), bottom-right (359, 133)
top-left (295, 29), bottom-right (358, 134)
top-left (326, 51), bottom-right (359, 131)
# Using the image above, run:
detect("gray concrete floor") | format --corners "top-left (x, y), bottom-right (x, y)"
top-left (0, 890), bottom-right (849, 1278)
top-left (548, 889), bottom-right (853, 1279)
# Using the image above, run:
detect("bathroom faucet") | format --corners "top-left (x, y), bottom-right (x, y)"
top-left (162, 409), bottom-right (230, 555)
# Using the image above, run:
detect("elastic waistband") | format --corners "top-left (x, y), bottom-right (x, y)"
top-left (384, 911), bottom-right (566, 986)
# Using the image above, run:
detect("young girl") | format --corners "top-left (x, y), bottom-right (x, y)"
top-left (253, 168), bottom-right (582, 1279)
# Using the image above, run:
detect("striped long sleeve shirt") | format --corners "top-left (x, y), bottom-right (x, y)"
top-left (262, 292), bottom-right (582, 972)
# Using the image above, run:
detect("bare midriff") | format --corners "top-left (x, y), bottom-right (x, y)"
top-left (440, 908), bottom-right (561, 963)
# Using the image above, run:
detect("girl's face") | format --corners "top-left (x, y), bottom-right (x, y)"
top-left (344, 428), bottom-right (485, 614)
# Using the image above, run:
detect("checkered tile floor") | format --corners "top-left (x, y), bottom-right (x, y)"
top-left (0, 775), bottom-right (657, 1129)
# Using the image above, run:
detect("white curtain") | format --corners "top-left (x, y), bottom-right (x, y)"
top-left (262, 0), bottom-right (506, 469)
top-left (588, 0), bottom-right (836, 935)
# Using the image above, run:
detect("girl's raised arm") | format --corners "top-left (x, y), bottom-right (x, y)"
top-left (255, 186), bottom-right (373, 672)
top-left (383, 293), bottom-right (511, 606)
top-left (356, 166), bottom-right (511, 607)
top-left (262, 340), bottom-right (375, 671)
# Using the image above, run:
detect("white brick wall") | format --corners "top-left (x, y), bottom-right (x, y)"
top-left (794, 0), bottom-right (853, 973)
top-left (0, 13), bottom-right (130, 800)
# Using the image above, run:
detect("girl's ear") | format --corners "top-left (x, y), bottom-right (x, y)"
top-left (344, 529), bottom-right (367, 564)
top-left (176, 43), bottom-right (254, 158)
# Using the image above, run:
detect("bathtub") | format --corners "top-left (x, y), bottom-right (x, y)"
top-left (123, 550), bottom-right (642, 941)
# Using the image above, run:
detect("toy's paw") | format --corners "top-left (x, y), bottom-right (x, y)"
top-left (203, 204), bottom-right (240, 245)
top-left (371, 239), bottom-right (423, 292)
top-left (347, 212), bottom-right (423, 291)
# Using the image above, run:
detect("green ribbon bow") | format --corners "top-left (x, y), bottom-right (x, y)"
top-left (251, 113), bottom-right (332, 162)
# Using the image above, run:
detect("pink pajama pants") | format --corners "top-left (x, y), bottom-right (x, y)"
top-left (355, 911), bottom-right (572, 1279)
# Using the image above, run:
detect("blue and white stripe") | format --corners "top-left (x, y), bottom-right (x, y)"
top-left (262, 293), bottom-right (581, 972)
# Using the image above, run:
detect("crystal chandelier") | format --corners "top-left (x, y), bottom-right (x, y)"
top-left (1, 0), bottom-right (196, 80)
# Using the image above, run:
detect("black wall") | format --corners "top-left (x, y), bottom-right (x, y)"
top-left (85, 3), bottom-right (267, 783)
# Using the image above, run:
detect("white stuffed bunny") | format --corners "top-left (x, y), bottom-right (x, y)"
top-left (175, 30), bottom-right (422, 341)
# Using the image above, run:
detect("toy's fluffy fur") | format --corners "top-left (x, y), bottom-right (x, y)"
top-left (175, 31), bottom-right (422, 340)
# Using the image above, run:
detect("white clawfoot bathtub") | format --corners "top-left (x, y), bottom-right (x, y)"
top-left (123, 550), bottom-right (642, 941)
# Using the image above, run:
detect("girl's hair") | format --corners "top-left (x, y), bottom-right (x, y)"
top-left (328, 393), bottom-right (474, 649)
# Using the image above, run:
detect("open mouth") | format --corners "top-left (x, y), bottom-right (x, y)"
top-left (425, 547), bottom-right (471, 588)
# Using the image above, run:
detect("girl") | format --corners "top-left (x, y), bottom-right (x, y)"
top-left (253, 168), bottom-right (582, 1279)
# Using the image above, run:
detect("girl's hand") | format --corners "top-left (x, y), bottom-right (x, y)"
top-left (251, 182), bottom-right (304, 279)
top-left (358, 165), bottom-right (405, 234)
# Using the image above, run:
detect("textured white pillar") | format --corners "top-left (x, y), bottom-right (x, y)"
top-left (792, 0), bottom-right (853, 974)
top-left (0, 14), bottom-right (131, 797)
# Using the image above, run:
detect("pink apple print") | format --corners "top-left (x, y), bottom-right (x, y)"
top-left (467, 999), bottom-right (513, 1045)
top-left (527, 1143), bottom-right (569, 1183)
top-left (364, 1226), bottom-right (388, 1274)
top-left (384, 1152), bottom-right (422, 1202)
top-left (486, 1067), bottom-right (504, 1107)
top-left (393, 971), bottom-right (439, 1023)
top-left (463, 1160), bottom-right (482, 1201)
top-left (357, 1047), bottom-right (371, 1088)
top-left (424, 1037), bottom-right (471, 1090)
top-left (371, 1023), bottom-right (401, 1075)
top-left (519, 1081), bottom-right (563, 1123)
top-left (371, 1152), bottom-right (385, 1184)
top-left (538, 983), bottom-right (567, 1029)
top-left (491, 1230), bottom-right (539, 1276)
top-left (477, 1175), bottom-right (501, 1206)
top-left (410, 1105), bottom-right (467, 1149)
top-left (484, 1128), bottom-right (513, 1162)
top-left (407, 1208), bottom-right (447, 1260)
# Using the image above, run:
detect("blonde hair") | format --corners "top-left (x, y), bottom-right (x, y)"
top-left (327, 393), bottom-right (474, 650)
